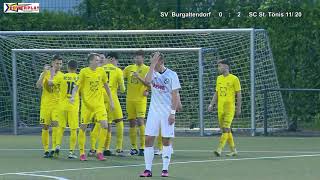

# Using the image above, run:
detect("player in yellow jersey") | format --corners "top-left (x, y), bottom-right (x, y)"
top-left (208, 59), bottom-right (242, 157)
top-left (88, 52), bottom-right (126, 157)
top-left (70, 53), bottom-right (114, 161)
top-left (36, 55), bottom-right (63, 158)
top-left (48, 60), bottom-right (79, 159)
top-left (123, 50), bottom-right (150, 156)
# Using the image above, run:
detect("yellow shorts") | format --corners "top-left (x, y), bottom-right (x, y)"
top-left (58, 108), bottom-right (79, 129)
top-left (40, 107), bottom-right (58, 125)
top-left (218, 110), bottom-right (235, 128)
top-left (105, 97), bottom-right (123, 123)
top-left (126, 100), bottom-right (147, 120)
top-left (80, 104), bottom-right (107, 125)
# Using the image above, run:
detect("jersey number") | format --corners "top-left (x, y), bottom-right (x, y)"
top-left (105, 71), bottom-right (110, 83)
top-left (67, 81), bottom-right (75, 95)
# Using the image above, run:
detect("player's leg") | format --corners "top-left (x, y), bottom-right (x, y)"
top-left (78, 106), bottom-right (91, 161)
top-left (140, 112), bottom-right (159, 177)
top-left (40, 108), bottom-right (50, 158)
top-left (68, 109), bottom-right (79, 159)
top-left (225, 111), bottom-right (237, 156)
top-left (50, 110), bottom-right (59, 158)
top-left (113, 98), bottom-right (124, 155)
top-left (160, 114), bottom-right (175, 177)
top-left (89, 122), bottom-right (100, 156)
top-left (96, 107), bottom-right (109, 161)
top-left (127, 100), bottom-right (138, 155)
top-left (136, 101), bottom-right (147, 156)
top-left (103, 120), bottom-right (112, 156)
top-left (54, 110), bottom-right (67, 158)
top-left (155, 131), bottom-right (163, 155)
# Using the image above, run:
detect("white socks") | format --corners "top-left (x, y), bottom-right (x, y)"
top-left (144, 146), bottom-right (154, 171)
top-left (162, 145), bottom-right (172, 170)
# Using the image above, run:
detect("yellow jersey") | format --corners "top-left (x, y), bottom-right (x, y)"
top-left (102, 63), bottom-right (125, 95)
top-left (53, 72), bottom-right (79, 110)
top-left (123, 64), bottom-right (149, 102)
top-left (76, 67), bottom-right (108, 109)
top-left (216, 74), bottom-right (241, 110)
top-left (40, 71), bottom-right (64, 108)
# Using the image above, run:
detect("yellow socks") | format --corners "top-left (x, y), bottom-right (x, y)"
top-left (157, 134), bottom-right (163, 150)
top-left (116, 121), bottom-right (124, 150)
top-left (41, 129), bottom-right (49, 152)
top-left (56, 127), bottom-right (64, 148)
top-left (69, 129), bottom-right (77, 152)
top-left (139, 125), bottom-right (145, 149)
top-left (129, 126), bottom-right (137, 149)
top-left (227, 132), bottom-right (235, 151)
top-left (105, 128), bottom-right (112, 150)
top-left (97, 128), bottom-right (108, 153)
top-left (51, 127), bottom-right (58, 150)
top-left (217, 133), bottom-right (229, 152)
top-left (90, 123), bottom-right (100, 151)
top-left (78, 129), bottom-right (86, 155)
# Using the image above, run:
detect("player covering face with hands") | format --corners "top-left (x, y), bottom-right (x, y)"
top-left (140, 52), bottom-right (181, 177)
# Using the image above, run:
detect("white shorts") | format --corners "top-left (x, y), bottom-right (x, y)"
top-left (145, 111), bottom-right (175, 138)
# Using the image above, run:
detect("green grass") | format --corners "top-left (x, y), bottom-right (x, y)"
top-left (0, 135), bottom-right (320, 180)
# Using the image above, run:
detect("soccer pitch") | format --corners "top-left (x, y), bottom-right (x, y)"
top-left (0, 135), bottom-right (319, 180)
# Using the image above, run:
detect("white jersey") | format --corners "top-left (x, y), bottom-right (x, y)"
top-left (149, 68), bottom-right (181, 114)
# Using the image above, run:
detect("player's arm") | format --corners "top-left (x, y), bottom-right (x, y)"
top-left (70, 70), bottom-right (83, 104)
top-left (169, 72), bottom-right (181, 125)
top-left (236, 91), bottom-right (241, 117)
top-left (208, 92), bottom-right (218, 112)
top-left (36, 65), bottom-right (50, 88)
top-left (104, 83), bottom-right (114, 110)
top-left (145, 52), bottom-right (161, 85)
top-left (133, 72), bottom-right (150, 87)
top-left (47, 68), bottom-right (56, 86)
top-left (176, 91), bottom-right (182, 112)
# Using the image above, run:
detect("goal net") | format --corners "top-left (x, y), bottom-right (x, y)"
top-left (0, 29), bottom-right (287, 135)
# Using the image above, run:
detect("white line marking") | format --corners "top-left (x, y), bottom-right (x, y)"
top-left (0, 148), bottom-right (319, 154)
top-left (15, 173), bottom-right (69, 180)
top-left (0, 154), bottom-right (319, 176)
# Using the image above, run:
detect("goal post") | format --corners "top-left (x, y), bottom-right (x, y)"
top-left (11, 47), bottom-right (216, 135)
top-left (0, 29), bottom-right (288, 136)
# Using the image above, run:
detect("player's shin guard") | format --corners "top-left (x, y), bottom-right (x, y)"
top-left (51, 127), bottom-right (58, 150)
top-left (56, 127), bottom-right (65, 148)
top-left (78, 129), bottom-right (86, 155)
top-left (144, 147), bottom-right (154, 171)
top-left (116, 121), bottom-right (124, 150)
top-left (69, 129), bottom-right (77, 152)
top-left (129, 126), bottom-right (138, 149)
top-left (104, 129), bottom-right (112, 150)
top-left (217, 133), bottom-right (229, 152)
top-left (139, 125), bottom-right (145, 149)
top-left (97, 128), bottom-right (108, 153)
top-left (227, 132), bottom-right (235, 151)
top-left (42, 129), bottom-right (49, 152)
top-left (90, 123), bottom-right (100, 151)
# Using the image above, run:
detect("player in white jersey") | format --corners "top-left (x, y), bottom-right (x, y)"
top-left (140, 52), bottom-right (181, 178)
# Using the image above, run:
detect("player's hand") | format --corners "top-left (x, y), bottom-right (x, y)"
top-left (236, 107), bottom-right (241, 118)
top-left (168, 114), bottom-right (175, 125)
top-left (143, 90), bottom-right (149, 97)
top-left (208, 104), bottom-right (215, 112)
top-left (133, 72), bottom-right (139, 78)
top-left (151, 52), bottom-right (161, 66)
top-left (43, 64), bottom-right (50, 73)
top-left (69, 97), bottom-right (75, 104)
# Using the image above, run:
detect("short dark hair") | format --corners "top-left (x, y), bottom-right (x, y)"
top-left (68, 60), bottom-right (78, 70)
top-left (52, 54), bottom-right (62, 61)
top-left (108, 52), bottom-right (119, 59)
top-left (87, 53), bottom-right (99, 63)
top-left (135, 50), bottom-right (144, 57)
top-left (217, 58), bottom-right (230, 66)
